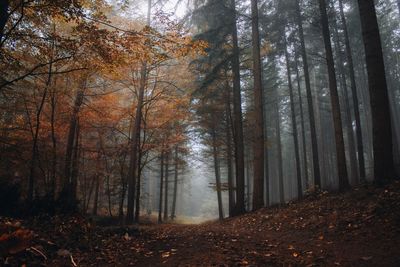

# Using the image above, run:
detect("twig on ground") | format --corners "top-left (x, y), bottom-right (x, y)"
top-left (70, 254), bottom-right (78, 267)
top-left (28, 246), bottom-right (47, 260)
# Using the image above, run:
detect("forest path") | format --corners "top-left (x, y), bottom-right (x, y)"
top-left (95, 181), bottom-right (400, 266)
top-left (2, 181), bottom-right (400, 266)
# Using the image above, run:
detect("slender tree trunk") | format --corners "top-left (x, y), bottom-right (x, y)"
top-left (171, 146), bottom-right (179, 220)
top-left (284, 34), bottom-right (303, 199)
top-left (163, 152), bottom-right (170, 221)
top-left (230, 0), bottom-right (245, 215)
top-left (357, 0), bottom-right (394, 182)
top-left (225, 90), bottom-right (235, 216)
top-left (92, 175), bottom-right (100, 216)
top-left (275, 99), bottom-right (284, 204)
top-left (295, 0), bottom-right (321, 188)
top-left (318, 0), bottom-right (349, 191)
top-left (28, 49), bottom-right (54, 202)
top-left (64, 83), bottom-right (85, 200)
top-left (86, 175), bottom-right (96, 213)
top-left (250, 0), bottom-right (265, 210)
top-left (118, 167), bottom-right (126, 221)
top-left (126, 0), bottom-right (151, 224)
top-left (158, 152), bottom-right (164, 223)
top-left (70, 121), bottom-right (80, 202)
top-left (126, 65), bottom-right (146, 223)
top-left (135, 125), bottom-right (145, 223)
top-left (134, 146), bottom-right (142, 222)
top-left (212, 128), bottom-right (224, 220)
top-left (338, 0), bottom-right (366, 182)
top-left (331, 6), bottom-right (359, 184)
top-left (50, 82), bottom-right (57, 200)
top-left (294, 50), bottom-right (309, 189)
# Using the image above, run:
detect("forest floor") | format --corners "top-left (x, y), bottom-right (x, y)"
top-left (1, 180), bottom-right (400, 267)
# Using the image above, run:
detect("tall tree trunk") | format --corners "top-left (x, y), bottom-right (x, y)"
top-left (212, 128), bottom-right (224, 220)
top-left (70, 121), bottom-right (80, 202)
top-left (50, 81), bottom-right (57, 200)
top-left (135, 124), bottom-right (145, 223)
top-left (283, 34), bottom-right (303, 199)
top-left (224, 89), bottom-right (235, 216)
top-left (134, 145), bottom-right (142, 222)
top-left (331, 5), bottom-right (359, 184)
top-left (64, 82), bottom-right (85, 201)
top-left (118, 157), bottom-right (127, 222)
top-left (250, 0), bottom-right (265, 210)
top-left (92, 175), bottom-right (100, 216)
top-left (294, 49), bottom-right (309, 189)
top-left (230, 0), bottom-right (245, 215)
top-left (357, 0), bottom-right (394, 182)
top-left (163, 152), bottom-right (169, 221)
top-left (318, 0), bottom-right (349, 191)
top-left (275, 100), bottom-right (284, 204)
top-left (126, 64), bottom-right (146, 223)
top-left (171, 146), bottom-right (179, 220)
top-left (126, 0), bottom-right (151, 224)
top-left (338, 0), bottom-right (366, 182)
top-left (85, 175), bottom-right (96, 213)
top-left (295, 0), bottom-right (321, 188)
top-left (28, 49), bottom-right (54, 202)
top-left (158, 152), bottom-right (164, 223)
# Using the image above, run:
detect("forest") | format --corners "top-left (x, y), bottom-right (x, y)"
top-left (0, 0), bottom-right (399, 266)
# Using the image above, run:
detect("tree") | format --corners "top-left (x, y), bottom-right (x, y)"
top-left (338, 0), bottom-right (366, 182)
top-left (283, 31), bottom-right (303, 199)
top-left (251, 0), bottom-right (265, 210)
top-left (126, 0), bottom-right (152, 224)
top-left (356, 0), bottom-right (395, 182)
top-left (230, 0), bottom-right (246, 215)
top-left (294, 0), bottom-right (321, 188)
top-left (318, 0), bottom-right (349, 191)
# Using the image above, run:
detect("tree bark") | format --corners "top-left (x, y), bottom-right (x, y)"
top-left (163, 151), bottom-right (169, 221)
top-left (357, 0), bottom-right (394, 182)
top-left (92, 175), bottom-right (100, 216)
top-left (338, 0), bottom-right (366, 182)
top-left (283, 33), bottom-right (303, 199)
top-left (230, 0), bottom-right (246, 215)
top-left (250, 0), bottom-right (265, 211)
top-left (171, 146), bottom-right (179, 220)
top-left (70, 121), bottom-right (80, 202)
top-left (295, 0), bottom-right (321, 188)
top-left (64, 82), bottom-right (85, 201)
top-left (224, 87), bottom-right (235, 216)
top-left (135, 121), bottom-right (146, 223)
top-left (318, 0), bottom-right (349, 191)
top-left (126, 0), bottom-right (151, 224)
top-left (331, 4), bottom-right (359, 184)
top-left (212, 128), bottom-right (224, 220)
top-left (294, 49), bottom-right (309, 190)
top-left (28, 47), bottom-right (54, 202)
top-left (158, 151), bottom-right (164, 223)
top-left (275, 100), bottom-right (284, 204)
top-left (50, 80), bottom-right (57, 200)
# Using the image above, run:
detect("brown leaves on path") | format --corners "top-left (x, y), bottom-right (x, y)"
top-left (2, 181), bottom-right (400, 266)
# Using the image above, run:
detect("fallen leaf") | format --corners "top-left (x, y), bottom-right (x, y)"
top-left (361, 256), bottom-right (373, 261)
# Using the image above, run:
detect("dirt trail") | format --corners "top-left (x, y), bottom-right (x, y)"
top-left (2, 181), bottom-right (400, 266)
